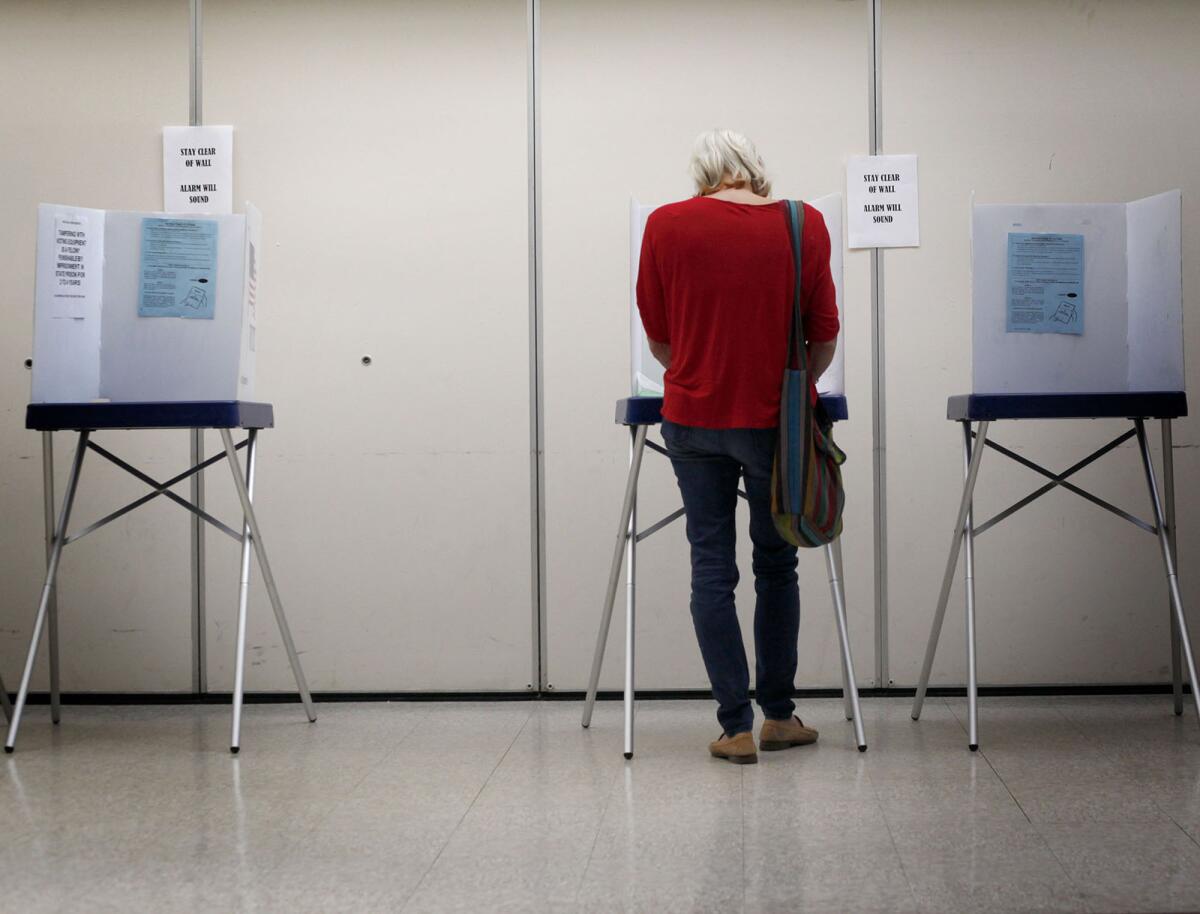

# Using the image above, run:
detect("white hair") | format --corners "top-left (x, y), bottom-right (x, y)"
top-left (689, 128), bottom-right (772, 197)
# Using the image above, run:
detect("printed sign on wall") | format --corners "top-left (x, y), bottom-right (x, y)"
top-left (846, 154), bottom-right (919, 249)
top-left (162, 125), bottom-right (233, 214)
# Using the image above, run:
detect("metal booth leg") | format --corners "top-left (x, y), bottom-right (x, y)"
top-left (582, 424), bottom-right (649, 740)
top-left (962, 422), bottom-right (980, 751)
top-left (6, 431), bottom-right (89, 753)
top-left (825, 536), bottom-right (867, 750)
top-left (913, 420), bottom-right (990, 726)
top-left (42, 432), bottom-right (61, 725)
top-left (830, 540), bottom-right (854, 722)
top-left (623, 430), bottom-right (638, 760)
top-left (1162, 419), bottom-right (1184, 716)
top-left (230, 430), bottom-right (257, 753)
top-left (1135, 420), bottom-right (1200, 725)
top-left (218, 429), bottom-right (317, 728)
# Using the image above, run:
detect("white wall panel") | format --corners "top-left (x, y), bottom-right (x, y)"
top-left (0, 1), bottom-right (193, 692)
top-left (199, 0), bottom-right (533, 691)
top-left (540, 0), bottom-right (875, 691)
top-left (883, 0), bottom-right (1200, 686)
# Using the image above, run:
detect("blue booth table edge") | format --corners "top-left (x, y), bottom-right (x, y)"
top-left (947, 391), bottom-right (1187, 422)
top-left (26, 400), bottom-right (275, 431)
top-left (617, 394), bottom-right (848, 426)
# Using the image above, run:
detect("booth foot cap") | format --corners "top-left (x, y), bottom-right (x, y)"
top-left (230, 746), bottom-right (240, 755)
top-left (623, 751), bottom-right (633, 760)
top-left (969, 744), bottom-right (979, 752)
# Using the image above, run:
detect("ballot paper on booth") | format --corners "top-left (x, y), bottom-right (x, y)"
top-left (31, 202), bottom-right (262, 403)
top-left (971, 190), bottom-right (1183, 394)
top-left (630, 193), bottom-right (846, 399)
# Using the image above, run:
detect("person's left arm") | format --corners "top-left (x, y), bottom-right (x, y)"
top-left (808, 339), bottom-right (836, 380)
top-left (636, 218), bottom-right (672, 369)
top-left (648, 338), bottom-right (672, 370)
top-left (804, 209), bottom-right (839, 381)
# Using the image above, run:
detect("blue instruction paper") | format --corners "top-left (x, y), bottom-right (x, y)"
top-left (138, 218), bottom-right (218, 319)
top-left (1006, 232), bottom-right (1084, 335)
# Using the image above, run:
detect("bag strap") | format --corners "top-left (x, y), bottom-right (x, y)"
top-left (784, 200), bottom-right (806, 372)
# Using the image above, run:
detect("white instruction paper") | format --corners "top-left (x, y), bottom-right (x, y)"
top-left (846, 154), bottom-right (920, 248)
top-left (138, 218), bottom-right (219, 319)
top-left (51, 212), bottom-right (103, 318)
top-left (1006, 232), bottom-right (1084, 335)
top-left (162, 125), bottom-right (233, 214)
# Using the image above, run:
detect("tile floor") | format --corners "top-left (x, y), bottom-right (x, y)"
top-left (1, 696), bottom-right (1199, 913)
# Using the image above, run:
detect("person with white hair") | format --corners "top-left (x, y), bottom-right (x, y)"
top-left (636, 128), bottom-right (839, 765)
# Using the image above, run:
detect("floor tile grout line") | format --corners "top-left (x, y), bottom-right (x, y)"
top-left (950, 692), bottom-right (1158, 780)
top-left (943, 695), bottom-right (1045, 825)
top-left (987, 704), bottom-right (1096, 913)
top-left (198, 703), bottom-right (440, 884)
top-left (864, 713), bottom-right (924, 913)
top-left (76, 695), bottom-right (441, 882)
top-left (875, 697), bottom-right (1087, 913)
top-left (1157, 801), bottom-right (1200, 852)
top-left (740, 764), bottom-right (747, 914)
top-left (571, 757), bottom-right (621, 907)
top-left (867, 779), bottom-right (922, 912)
top-left (972, 742), bottom-right (1032, 825)
top-left (1045, 695), bottom-right (1119, 754)
top-left (397, 704), bottom-right (536, 913)
top-left (933, 698), bottom-right (1129, 914)
top-left (567, 700), bottom-right (624, 907)
top-left (1030, 821), bottom-right (1096, 914)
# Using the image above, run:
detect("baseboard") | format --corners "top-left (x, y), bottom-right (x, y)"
top-left (7, 682), bottom-right (1191, 706)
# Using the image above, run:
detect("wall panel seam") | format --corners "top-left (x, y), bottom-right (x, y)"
top-left (870, 0), bottom-right (888, 686)
top-left (188, 0), bottom-right (207, 696)
top-left (527, 0), bottom-right (548, 691)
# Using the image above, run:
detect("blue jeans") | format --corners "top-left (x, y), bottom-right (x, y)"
top-left (661, 420), bottom-right (800, 736)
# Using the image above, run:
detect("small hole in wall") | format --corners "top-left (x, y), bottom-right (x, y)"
top-left (361, 355), bottom-right (373, 366)
top-left (24, 358), bottom-right (32, 369)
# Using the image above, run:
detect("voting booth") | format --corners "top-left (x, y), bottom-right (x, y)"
top-left (584, 194), bottom-right (866, 758)
top-left (970, 191), bottom-right (1184, 396)
top-left (911, 190), bottom-right (1196, 748)
top-left (31, 203), bottom-right (258, 403)
top-left (3, 203), bottom-right (315, 753)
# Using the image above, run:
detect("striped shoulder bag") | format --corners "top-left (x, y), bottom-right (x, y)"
top-left (770, 199), bottom-right (846, 548)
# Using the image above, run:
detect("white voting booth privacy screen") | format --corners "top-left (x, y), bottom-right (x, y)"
top-left (32, 202), bottom-right (261, 403)
top-left (630, 193), bottom-right (846, 398)
top-left (971, 189), bottom-right (1183, 394)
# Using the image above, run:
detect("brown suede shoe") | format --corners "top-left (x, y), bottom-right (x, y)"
top-left (759, 716), bottom-right (819, 751)
top-left (709, 731), bottom-right (758, 765)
